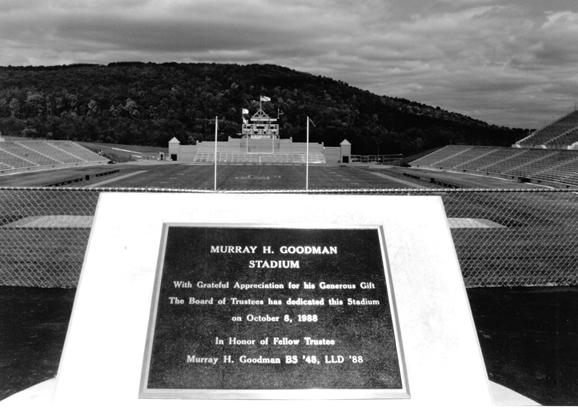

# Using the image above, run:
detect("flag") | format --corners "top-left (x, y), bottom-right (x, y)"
top-left (242, 108), bottom-right (249, 115)
top-left (260, 96), bottom-right (271, 102)
top-left (308, 117), bottom-right (317, 127)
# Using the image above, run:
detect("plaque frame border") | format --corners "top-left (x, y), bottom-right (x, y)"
top-left (139, 223), bottom-right (409, 400)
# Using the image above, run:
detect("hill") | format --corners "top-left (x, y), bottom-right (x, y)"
top-left (0, 62), bottom-right (529, 155)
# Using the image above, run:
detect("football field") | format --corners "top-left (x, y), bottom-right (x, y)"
top-left (0, 162), bottom-right (533, 190)
top-left (82, 164), bottom-right (531, 190)
top-left (0, 162), bottom-right (575, 404)
top-left (78, 164), bottom-right (435, 190)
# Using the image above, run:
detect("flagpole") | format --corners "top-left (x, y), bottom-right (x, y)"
top-left (214, 116), bottom-right (218, 191)
top-left (306, 116), bottom-right (310, 191)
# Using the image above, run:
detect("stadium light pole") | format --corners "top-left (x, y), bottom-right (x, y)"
top-left (214, 116), bottom-right (218, 191)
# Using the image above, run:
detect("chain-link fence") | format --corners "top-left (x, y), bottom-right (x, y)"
top-left (0, 187), bottom-right (576, 288)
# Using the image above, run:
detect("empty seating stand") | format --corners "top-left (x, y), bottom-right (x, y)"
top-left (0, 146), bottom-right (36, 169)
top-left (498, 150), bottom-right (554, 176)
top-left (435, 147), bottom-right (495, 170)
top-left (0, 139), bottom-right (107, 174)
top-left (409, 145), bottom-right (472, 167)
top-left (188, 139), bottom-right (326, 165)
top-left (504, 151), bottom-right (563, 178)
top-left (516, 110), bottom-right (578, 148)
top-left (19, 141), bottom-right (79, 164)
top-left (481, 150), bottom-right (529, 174)
top-left (546, 128), bottom-right (578, 149)
top-left (411, 145), bottom-right (578, 188)
top-left (192, 152), bottom-right (325, 164)
top-left (530, 158), bottom-right (578, 187)
top-left (1, 142), bottom-right (56, 166)
top-left (51, 141), bottom-right (107, 162)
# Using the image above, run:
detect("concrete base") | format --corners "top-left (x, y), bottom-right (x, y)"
top-left (2, 378), bottom-right (538, 407)
top-left (0, 194), bottom-right (540, 409)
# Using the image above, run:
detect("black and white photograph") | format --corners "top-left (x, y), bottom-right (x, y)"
top-left (0, 0), bottom-right (576, 408)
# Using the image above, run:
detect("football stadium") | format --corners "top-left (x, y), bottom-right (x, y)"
top-left (0, 106), bottom-right (576, 405)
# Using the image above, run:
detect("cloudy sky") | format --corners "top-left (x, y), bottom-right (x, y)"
top-left (1, 0), bottom-right (577, 128)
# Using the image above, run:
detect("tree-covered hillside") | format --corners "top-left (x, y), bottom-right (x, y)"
top-left (0, 62), bottom-right (529, 154)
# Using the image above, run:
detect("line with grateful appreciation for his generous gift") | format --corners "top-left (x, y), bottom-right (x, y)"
top-left (85, 170), bottom-right (148, 187)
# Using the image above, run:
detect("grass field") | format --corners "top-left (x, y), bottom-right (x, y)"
top-left (0, 162), bottom-right (529, 190)
top-left (65, 163), bottom-right (440, 190)
top-left (0, 161), bottom-right (576, 404)
top-left (2, 163), bottom-right (574, 288)
top-left (69, 163), bottom-right (535, 190)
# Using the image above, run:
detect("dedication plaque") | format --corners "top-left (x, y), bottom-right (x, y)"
top-left (140, 225), bottom-right (407, 399)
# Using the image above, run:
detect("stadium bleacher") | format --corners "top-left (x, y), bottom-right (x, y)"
top-left (0, 147), bottom-right (36, 169)
top-left (455, 149), bottom-right (503, 171)
top-left (191, 152), bottom-right (325, 164)
top-left (182, 139), bottom-right (327, 165)
top-left (1, 142), bottom-right (56, 166)
top-left (449, 147), bottom-right (496, 170)
top-left (433, 147), bottom-right (473, 169)
top-left (409, 145), bottom-right (472, 167)
top-left (503, 151), bottom-right (561, 177)
top-left (530, 158), bottom-right (578, 187)
top-left (49, 141), bottom-right (107, 162)
top-left (547, 128), bottom-right (578, 149)
top-left (410, 145), bottom-right (578, 187)
top-left (0, 140), bottom-right (108, 174)
top-left (515, 110), bottom-right (578, 148)
top-left (19, 141), bottom-right (80, 164)
top-left (497, 150), bottom-right (555, 175)
top-left (472, 149), bottom-right (526, 173)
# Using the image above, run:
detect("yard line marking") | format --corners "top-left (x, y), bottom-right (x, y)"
top-left (369, 171), bottom-right (429, 188)
top-left (111, 147), bottom-right (143, 154)
top-left (85, 170), bottom-right (148, 187)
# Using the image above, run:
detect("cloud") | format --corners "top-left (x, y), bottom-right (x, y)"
top-left (436, 0), bottom-right (497, 3)
top-left (328, 3), bottom-right (578, 127)
top-left (0, 0), bottom-right (577, 127)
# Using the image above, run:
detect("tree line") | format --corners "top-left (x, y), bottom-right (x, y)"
top-left (0, 62), bottom-right (529, 154)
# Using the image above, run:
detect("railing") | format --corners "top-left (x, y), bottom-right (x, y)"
top-left (350, 154), bottom-right (403, 164)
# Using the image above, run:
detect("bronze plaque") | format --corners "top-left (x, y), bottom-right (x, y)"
top-left (140, 225), bottom-right (407, 399)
